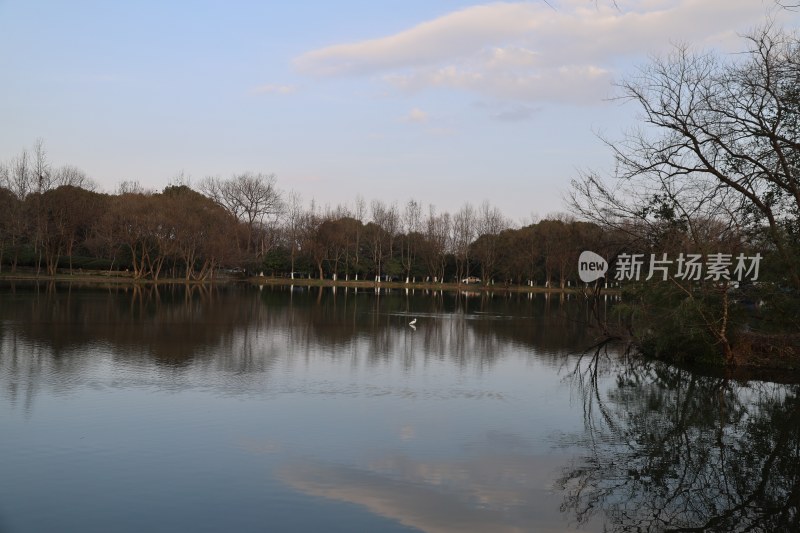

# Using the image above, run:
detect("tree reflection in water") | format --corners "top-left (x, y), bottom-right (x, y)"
top-left (558, 343), bottom-right (800, 531)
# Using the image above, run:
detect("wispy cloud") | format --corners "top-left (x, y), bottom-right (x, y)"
top-left (293, 0), bottom-right (785, 105)
top-left (478, 102), bottom-right (542, 122)
top-left (252, 83), bottom-right (297, 95)
top-left (385, 64), bottom-right (611, 104)
top-left (402, 107), bottom-right (429, 123)
top-left (293, 3), bottom-right (538, 77)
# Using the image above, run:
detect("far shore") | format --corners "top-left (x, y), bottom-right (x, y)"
top-left (251, 276), bottom-right (597, 294)
top-left (0, 269), bottom-right (603, 294)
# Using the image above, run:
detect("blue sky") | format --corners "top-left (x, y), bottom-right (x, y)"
top-left (1, 1), bottom-right (797, 223)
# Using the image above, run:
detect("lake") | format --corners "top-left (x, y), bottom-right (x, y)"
top-left (1, 282), bottom-right (798, 532)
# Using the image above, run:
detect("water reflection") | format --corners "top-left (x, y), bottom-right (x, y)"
top-left (2, 282), bottom-right (798, 531)
top-left (282, 448), bottom-right (577, 533)
top-left (559, 344), bottom-right (800, 531)
top-left (0, 282), bottom-right (601, 411)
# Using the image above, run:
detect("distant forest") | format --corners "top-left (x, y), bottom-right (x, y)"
top-left (0, 141), bottom-right (609, 285)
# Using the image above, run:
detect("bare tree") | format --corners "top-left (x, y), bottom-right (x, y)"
top-left (31, 138), bottom-right (52, 194)
top-left (452, 203), bottom-right (476, 283)
top-left (300, 200), bottom-right (326, 280)
top-left (472, 200), bottom-right (507, 285)
top-left (116, 180), bottom-right (150, 195)
top-left (30, 138), bottom-right (54, 273)
top-left (368, 200), bottom-right (389, 282)
top-left (0, 156), bottom-right (29, 271)
top-left (105, 193), bottom-right (152, 280)
top-left (401, 199), bottom-right (422, 283)
top-left (8, 149), bottom-right (32, 199)
top-left (284, 191), bottom-right (304, 279)
top-left (571, 25), bottom-right (800, 288)
top-left (53, 165), bottom-right (96, 190)
top-left (351, 195), bottom-right (366, 280)
top-left (383, 202), bottom-right (400, 279)
top-left (422, 205), bottom-right (451, 283)
top-left (201, 172), bottom-right (283, 258)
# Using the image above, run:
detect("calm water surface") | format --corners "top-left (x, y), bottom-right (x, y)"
top-left (1, 283), bottom-right (798, 532)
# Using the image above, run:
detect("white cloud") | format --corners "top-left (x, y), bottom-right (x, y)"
top-left (294, 0), bottom-right (789, 105)
top-left (385, 63), bottom-right (612, 105)
top-left (484, 46), bottom-right (540, 69)
top-left (294, 3), bottom-right (541, 76)
top-left (252, 83), bottom-right (297, 95)
top-left (403, 108), bottom-right (429, 123)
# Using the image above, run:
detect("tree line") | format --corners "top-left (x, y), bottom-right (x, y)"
top-left (0, 143), bottom-right (609, 285)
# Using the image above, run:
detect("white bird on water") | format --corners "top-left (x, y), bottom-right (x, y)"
top-left (409, 318), bottom-right (417, 326)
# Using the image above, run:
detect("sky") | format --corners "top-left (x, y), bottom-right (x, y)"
top-left (1, 0), bottom-right (797, 224)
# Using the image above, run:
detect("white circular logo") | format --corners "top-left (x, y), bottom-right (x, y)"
top-left (578, 251), bottom-right (608, 283)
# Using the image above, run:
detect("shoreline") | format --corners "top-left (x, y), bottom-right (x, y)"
top-left (0, 270), bottom-right (598, 294)
top-left (250, 276), bottom-right (594, 294)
